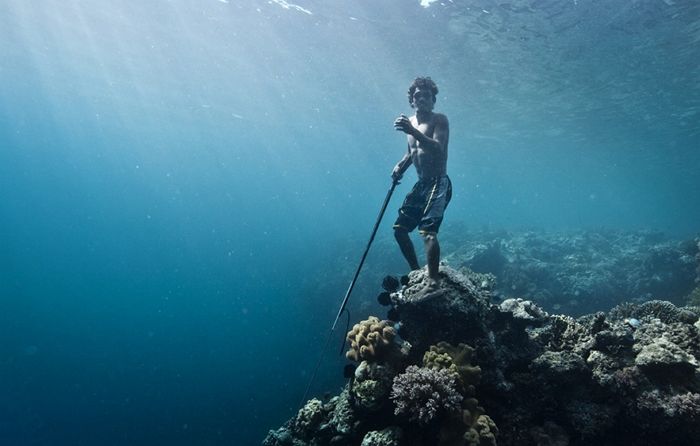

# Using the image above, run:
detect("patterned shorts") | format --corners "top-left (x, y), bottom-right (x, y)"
top-left (393, 175), bottom-right (452, 234)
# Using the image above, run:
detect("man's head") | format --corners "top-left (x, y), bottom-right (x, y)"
top-left (408, 77), bottom-right (438, 110)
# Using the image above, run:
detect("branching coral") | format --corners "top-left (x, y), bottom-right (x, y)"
top-left (636, 390), bottom-right (700, 418)
top-left (422, 342), bottom-right (498, 444)
top-left (390, 365), bottom-right (463, 425)
top-left (346, 316), bottom-right (396, 362)
top-left (610, 300), bottom-right (698, 324)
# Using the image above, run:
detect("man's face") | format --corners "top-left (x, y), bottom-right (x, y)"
top-left (411, 87), bottom-right (434, 112)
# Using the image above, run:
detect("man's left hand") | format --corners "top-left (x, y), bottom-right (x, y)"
top-left (394, 114), bottom-right (416, 136)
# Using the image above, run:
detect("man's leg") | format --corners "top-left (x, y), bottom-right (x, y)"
top-left (423, 232), bottom-right (440, 284)
top-left (394, 228), bottom-right (420, 271)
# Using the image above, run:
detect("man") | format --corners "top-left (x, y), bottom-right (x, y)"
top-left (392, 76), bottom-right (451, 294)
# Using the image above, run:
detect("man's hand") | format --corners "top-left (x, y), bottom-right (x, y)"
top-left (394, 114), bottom-right (416, 136)
top-left (391, 164), bottom-right (403, 182)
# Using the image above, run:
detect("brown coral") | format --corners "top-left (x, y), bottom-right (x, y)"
top-left (437, 397), bottom-right (498, 446)
top-left (424, 342), bottom-right (482, 395)
top-left (346, 316), bottom-right (396, 362)
top-left (462, 397), bottom-right (498, 446)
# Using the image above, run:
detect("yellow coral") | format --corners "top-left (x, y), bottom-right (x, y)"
top-left (346, 316), bottom-right (396, 362)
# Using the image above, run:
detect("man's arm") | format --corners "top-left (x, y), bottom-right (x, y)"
top-left (392, 146), bottom-right (412, 181)
top-left (413, 115), bottom-right (449, 153)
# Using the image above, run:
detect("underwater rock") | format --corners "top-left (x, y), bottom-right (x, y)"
top-left (390, 266), bottom-right (492, 355)
top-left (265, 271), bottom-right (700, 445)
top-left (634, 337), bottom-right (698, 379)
top-left (531, 351), bottom-right (588, 384)
top-left (360, 427), bottom-right (402, 446)
top-left (591, 327), bottom-right (634, 355)
top-left (326, 389), bottom-right (356, 437)
top-left (565, 400), bottom-right (617, 439)
top-left (294, 398), bottom-right (324, 436)
top-left (261, 427), bottom-right (294, 446)
top-left (529, 421), bottom-right (569, 446)
top-left (528, 315), bottom-right (593, 356)
top-left (499, 298), bottom-right (548, 326)
top-left (350, 361), bottom-right (395, 412)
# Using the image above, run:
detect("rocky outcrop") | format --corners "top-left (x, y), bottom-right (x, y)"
top-left (264, 266), bottom-right (700, 445)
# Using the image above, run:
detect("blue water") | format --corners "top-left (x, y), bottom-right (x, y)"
top-left (1, 1), bottom-right (698, 444)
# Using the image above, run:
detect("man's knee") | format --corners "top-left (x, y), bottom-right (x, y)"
top-left (394, 227), bottom-right (410, 240)
top-left (420, 231), bottom-right (438, 242)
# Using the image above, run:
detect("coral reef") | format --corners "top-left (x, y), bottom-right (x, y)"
top-left (391, 365), bottom-right (463, 425)
top-left (390, 266), bottom-right (493, 355)
top-left (609, 299), bottom-right (699, 325)
top-left (424, 342), bottom-right (481, 395)
top-left (346, 316), bottom-right (397, 362)
top-left (263, 389), bottom-right (358, 446)
top-left (442, 229), bottom-right (699, 314)
top-left (461, 397), bottom-right (498, 446)
top-left (686, 286), bottom-right (700, 307)
top-left (265, 264), bottom-right (700, 445)
top-left (351, 360), bottom-right (395, 412)
top-left (294, 398), bottom-right (324, 436)
top-left (344, 317), bottom-right (410, 413)
top-left (361, 427), bottom-right (402, 446)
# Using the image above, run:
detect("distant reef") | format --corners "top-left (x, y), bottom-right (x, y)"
top-left (323, 229), bottom-right (699, 316)
top-left (264, 264), bottom-right (700, 446)
top-left (442, 229), bottom-right (700, 315)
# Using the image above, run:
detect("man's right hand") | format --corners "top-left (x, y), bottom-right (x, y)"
top-left (391, 165), bottom-right (403, 182)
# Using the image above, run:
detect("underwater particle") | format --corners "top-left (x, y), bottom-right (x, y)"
top-left (377, 292), bottom-right (392, 306)
top-left (22, 345), bottom-right (38, 356)
top-left (382, 275), bottom-right (400, 292)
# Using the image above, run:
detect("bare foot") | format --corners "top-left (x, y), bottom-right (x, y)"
top-left (425, 278), bottom-right (440, 291)
top-left (415, 278), bottom-right (443, 300)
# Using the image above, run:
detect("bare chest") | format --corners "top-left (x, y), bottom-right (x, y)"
top-left (408, 118), bottom-right (434, 147)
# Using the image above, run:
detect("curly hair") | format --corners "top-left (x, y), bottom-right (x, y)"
top-left (407, 77), bottom-right (439, 107)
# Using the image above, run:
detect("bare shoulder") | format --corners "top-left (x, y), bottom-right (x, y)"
top-left (435, 113), bottom-right (448, 123)
top-left (433, 113), bottom-right (449, 127)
